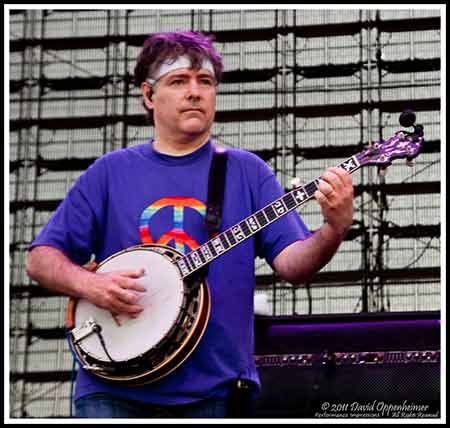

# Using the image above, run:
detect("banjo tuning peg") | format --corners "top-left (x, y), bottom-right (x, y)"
top-left (291, 177), bottom-right (302, 188)
top-left (378, 166), bottom-right (387, 177)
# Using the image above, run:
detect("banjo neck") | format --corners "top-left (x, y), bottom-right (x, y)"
top-left (174, 120), bottom-right (424, 279)
top-left (174, 154), bottom-right (362, 279)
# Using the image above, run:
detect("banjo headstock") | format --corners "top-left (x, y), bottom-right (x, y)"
top-left (355, 111), bottom-right (424, 172)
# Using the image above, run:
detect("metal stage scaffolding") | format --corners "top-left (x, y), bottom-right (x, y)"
top-left (8, 8), bottom-right (441, 418)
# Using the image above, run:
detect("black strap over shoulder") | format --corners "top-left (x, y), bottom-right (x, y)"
top-left (205, 147), bottom-right (228, 239)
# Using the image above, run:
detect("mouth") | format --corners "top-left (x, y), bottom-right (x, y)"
top-left (181, 108), bottom-right (204, 114)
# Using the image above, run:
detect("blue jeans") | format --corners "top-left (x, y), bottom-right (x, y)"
top-left (74, 392), bottom-right (229, 418)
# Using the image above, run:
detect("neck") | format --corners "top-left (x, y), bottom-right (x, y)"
top-left (153, 133), bottom-right (211, 156)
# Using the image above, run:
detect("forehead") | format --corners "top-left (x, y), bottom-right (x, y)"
top-left (161, 68), bottom-right (215, 80)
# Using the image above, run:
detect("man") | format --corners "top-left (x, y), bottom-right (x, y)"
top-left (26, 31), bottom-right (354, 418)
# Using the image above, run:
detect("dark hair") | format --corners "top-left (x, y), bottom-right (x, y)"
top-left (134, 31), bottom-right (224, 125)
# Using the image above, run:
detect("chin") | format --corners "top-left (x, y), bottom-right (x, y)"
top-left (181, 120), bottom-right (211, 135)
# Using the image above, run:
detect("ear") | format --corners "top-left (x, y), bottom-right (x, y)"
top-left (140, 82), bottom-right (154, 110)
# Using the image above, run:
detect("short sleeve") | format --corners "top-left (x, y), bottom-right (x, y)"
top-left (29, 157), bottom-right (108, 265)
top-left (255, 173), bottom-right (312, 267)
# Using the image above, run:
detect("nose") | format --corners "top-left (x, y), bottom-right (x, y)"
top-left (185, 80), bottom-right (202, 100)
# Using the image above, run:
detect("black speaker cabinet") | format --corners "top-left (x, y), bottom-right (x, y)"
top-left (253, 311), bottom-right (440, 418)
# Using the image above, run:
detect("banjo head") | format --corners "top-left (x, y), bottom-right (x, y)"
top-left (73, 246), bottom-right (185, 363)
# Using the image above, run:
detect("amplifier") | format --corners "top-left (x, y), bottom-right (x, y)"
top-left (252, 311), bottom-right (441, 418)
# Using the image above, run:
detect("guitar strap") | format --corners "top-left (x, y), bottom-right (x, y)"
top-left (187, 146), bottom-right (227, 281)
top-left (205, 147), bottom-right (228, 239)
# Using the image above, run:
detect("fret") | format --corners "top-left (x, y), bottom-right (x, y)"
top-left (200, 244), bottom-right (213, 262)
top-left (247, 215), bottom-right (260, 232)
top-left (255, 210), bottom-right (268, 227)
top-left (185, 253), bottom-right (195, 270)
top-left (225, 229), bottom-right (237, 245)
top-left (232, 224), bottom-right (245, 241)
top-left (292, 187), bottom-right (308, 204)
top-left (190, 251), bottom-right (203, 268)
top-left (305, 180), bottom-right (318, 196)
top-left (219, 233), bottom-right (230, 250)
top-left (212, 236), bottom-right (225, 254)
top-left (196, 248), bottom-right (207, 265)
top-left (240, 220), bottom-right (251, 236)
top-left (183, 254), bottom-right (195, 272)
top-left (283, 193), bottom-right (297, 210)
top-left (272, 199), bottom-right (287, 216)
top-left (339, 156), bottom-right (360, 173)
top-left (177, 258), bottom-right (191, 277)
top-left (265, 205), bottom-right (277, 221)
top-left (207, 241), bottom-right (218, 257)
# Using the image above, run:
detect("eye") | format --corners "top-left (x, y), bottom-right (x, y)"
top-left (200, 78), bottom-right (214, 86)
top-left (170, 78), bottom-right (185, 86)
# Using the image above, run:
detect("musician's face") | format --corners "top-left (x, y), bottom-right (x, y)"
top-left (142, 68), bottom-right (217, 141)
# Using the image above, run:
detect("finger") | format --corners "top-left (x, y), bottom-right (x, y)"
top-left (112, 309), bottom-right (143, 326)
top-left (329, 168), bottom-right (354, 199)
top-left (111, 303), bottom-right (144, 318)
top-left (110, 286), bottom-right (145, 307)
top-left (328, 167), bottom-right (352, 186)
top-left (113, 301), bottom-right (145, 316)
top-left (317, 179), bottom-right (334, 197)
top-left (118, 268), bottom-right (146, 278)
top-left (126, 282), bottom-right (147, 293)
top-left (111, 312), bottom-right (124, 326)
top-left (114, 284), bottom-right (145, 304)
top-left (117, 276), bottom-right (147, 292)
top-left (114, 270), bottom-right (147, 292)
top-left (320, 170), bottom-right (344, 191)
top-left (314, 190), bottom-right (329, 205)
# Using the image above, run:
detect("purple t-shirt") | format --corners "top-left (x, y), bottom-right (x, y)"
top-left (30, 140), bottom-right (311, 405)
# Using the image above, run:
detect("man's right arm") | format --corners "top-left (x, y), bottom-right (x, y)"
top-left (26, 246), bottom-right (146, 317)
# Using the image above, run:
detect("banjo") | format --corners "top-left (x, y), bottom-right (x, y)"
top-left (66, 111), bottom-right (424, 386)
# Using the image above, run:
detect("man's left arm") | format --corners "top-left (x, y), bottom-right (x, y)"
top-left (273, 167), bottom-right (354, 285)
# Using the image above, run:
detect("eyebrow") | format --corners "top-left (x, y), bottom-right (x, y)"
top-left (166, 71), bottom-right (215, 80)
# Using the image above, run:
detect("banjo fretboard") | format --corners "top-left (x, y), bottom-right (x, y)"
top-left (175, 155), bottom-right (361, 279)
